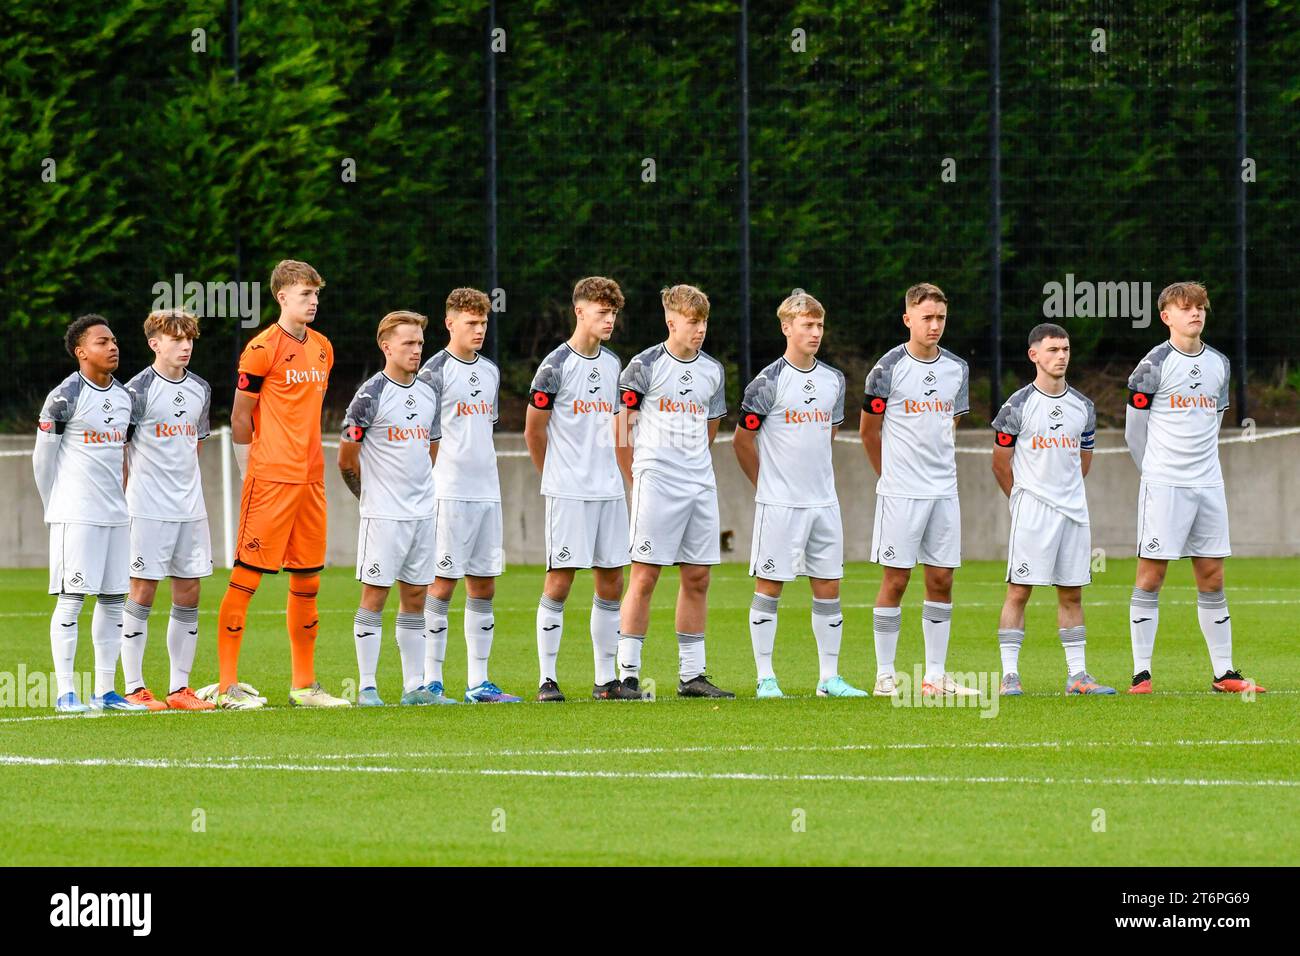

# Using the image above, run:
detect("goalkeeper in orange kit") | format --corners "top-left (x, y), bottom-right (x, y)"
top-left (213, 259), bottom-right (349, 709)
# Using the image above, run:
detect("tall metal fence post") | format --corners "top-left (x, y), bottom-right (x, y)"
top-left (485, 0), bottom-right (500, 364)
top-left (230, 0), bottom-right (243, 380)
top-left (988, 0), bottom-right (1003, 418)
top-left (737, 0), bottom-right (752, 389)
top-left (1235, 0), bottom-right (1249, 425)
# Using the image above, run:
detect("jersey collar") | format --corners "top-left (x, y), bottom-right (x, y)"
top-left (903, 344), bottom-right (942, 364)
top-left (1169, 340), bottom-right (1206, 358)
top-left (77, 371), bottom-right (116, 392)
top-left (381, 371), bottom-right (417, 389)
top-left (442, 347), bottom-right (481, 365)
top-left (1031, 382), bottom-right (1068, 399)
top-left (276, 322), bottom-right (309, 344)
top-left (150, 366), bottom-right (189, 385)
top-left (781, 356), bottom-right (818, 374)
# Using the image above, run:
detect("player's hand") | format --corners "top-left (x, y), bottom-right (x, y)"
top-left (233, 441), bottom-right (249, 479)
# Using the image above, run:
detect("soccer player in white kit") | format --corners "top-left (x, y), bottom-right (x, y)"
top-left (614, 284), bottom-right (733, 699)
top-left (1124, 281), bottom-right (1264, 695)
top-left (33, 315), bottom-right (148, 712)
top-left (733, 290), bottom-right (866, 699)
top-left (990, 323), bottom-right (1115, 696)
top-left (524, 276), bottom-right (637, 702)
top-left (119, 309), bottom-right (216, 711)
top-left (338, 312), bottom-right (445, 707)
top-left (859, 283), bottom-right (977, 698)
top-left (418, 288), bottom-right (521, 704)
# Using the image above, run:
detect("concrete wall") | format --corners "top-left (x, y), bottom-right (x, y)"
top-left (2, 429), bottom-right (1297, 568)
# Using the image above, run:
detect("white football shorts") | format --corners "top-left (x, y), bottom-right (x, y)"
top-left (628, 471), bottom-right (720, 566)
top-left (749, 502), bottom-right (843, 581)
top-left (870, 494), bottom-right (961, 569)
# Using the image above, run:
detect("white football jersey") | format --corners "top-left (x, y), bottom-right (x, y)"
top-left (340, 371), bottom-right (439, 519)
top-left (1127, 341), bottom-right (1230, 487)
top-left (124, 367), bottom-right (211, 521)
top-left (619, 343), bottom-right (726, 488)
top-left (38, 371), bottom-right (134, 526)
top-left (739, 356), bottom-right (845, 508)
top-left (991, 383), bottom-right (1095, 524)
top-left (418, 349), bottom-right (500, 502)
top-left (864, 344), bottom-right (969, 499)
top-left (529, 343), bottom-right (623, 501)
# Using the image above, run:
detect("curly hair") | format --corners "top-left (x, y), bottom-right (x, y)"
top-left (572, 276), bottom-right (625, 311)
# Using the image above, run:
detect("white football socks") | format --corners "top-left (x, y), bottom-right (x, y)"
top-left (465, 596), bottom-right (495, 688)
top-left (91, 594), bottom-right (125, 698)
top-left (1129, 586), bottom-right (1159, 675)
top-left (50, 593), bottom-right (83, 698)
top-left (92, 598), bottom-right (126, 697)
top-left (921, 600), bottom-right (952, 684)
top-left (678, 631), bottom-right (705, 683)
top-left (591, 597), bottom-right (620, 685)
top-left (120, 597), bottom-right (151, 692)
top-left (395, 610), bottom-right (426, 694)
top-left (424, 594), bottom-right (450, 686)
top-left (1059, 625), bottom-right (1087, 676)
top-left (1197, 589), bottom-right (1233, 677)
top-left (811, 598), bottom-right (843, 681)
top-left (748, 593), bottom-right (779, 681)
top-left (872, 606), bottom-right (902, 679)
top-left (166, 603), bottom-right (200, 693)
top-left (618, 633), bottom-right (644, 681)
top-left (536, 595), bottom-right (564, 683)
top-left (998, 627), bottom-right (1024, 675)
top-left (353, 607), bottom-right (383, 690)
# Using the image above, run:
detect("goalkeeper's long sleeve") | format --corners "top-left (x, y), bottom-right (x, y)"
top-left (32, 429), bottom-right (61, 514)
top-left (1124, 404), bottom-right (1149, 473)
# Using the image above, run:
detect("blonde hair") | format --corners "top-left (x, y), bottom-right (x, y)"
top-left (1158, 281), bottom-right (1209, 312)
top-left (143, 308), bottom-right (199, 341)
top-left (270, 259), bottom-right (325, 296)
top-left (905, 282), bottom-right (947, 308)
top-left (572, 276), bottom-right (625, 311)
top-left (661, 284), bottom-right (709, 321)
top-left (446, 287), bottom-right (491, 316)
top-left (777, 288), bottom-right (825, 324)
top-left (376, 310), bottom-right (427, 346)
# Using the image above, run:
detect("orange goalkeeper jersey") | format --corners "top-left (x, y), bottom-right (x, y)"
top-left (236, 322), bottom-right (333, 484)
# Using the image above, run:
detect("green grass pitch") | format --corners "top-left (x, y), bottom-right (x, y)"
top-left (0, 558), bottom-right (1295, 866)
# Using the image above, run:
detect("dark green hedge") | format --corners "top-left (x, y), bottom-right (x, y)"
top-left (2, 0), bottom-right (1296, 422)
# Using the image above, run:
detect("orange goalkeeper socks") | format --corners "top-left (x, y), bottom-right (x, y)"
top-left (217, 565), bottom-right (262, 691)
top-left (287, 573), bottom-right (321, 689)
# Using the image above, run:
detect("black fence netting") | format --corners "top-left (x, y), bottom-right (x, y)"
top-left (2, 0), bottom-right (1296, 429)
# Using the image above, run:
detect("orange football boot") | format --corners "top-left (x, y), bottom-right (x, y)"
top-left (165, 687), bottom-right (217, 710)
top-left (125, 687), bottom-right (168, 711)
top-left (1212, 670), bottom-right (1266, 694)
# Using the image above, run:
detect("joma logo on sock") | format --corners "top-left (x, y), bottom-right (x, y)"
top-left (49, 885), bottom-right (151, 936)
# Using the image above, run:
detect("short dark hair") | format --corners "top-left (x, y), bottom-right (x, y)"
top-left (1028, 322), bottom-right (1069, 348)
top-left (65, 314), bottom-right (110, 359)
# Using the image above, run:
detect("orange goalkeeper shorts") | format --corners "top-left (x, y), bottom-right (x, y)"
top-left (235, 478), bottom-right (327, 574)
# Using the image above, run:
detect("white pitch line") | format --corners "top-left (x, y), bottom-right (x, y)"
top-left (210, 737), bottom-right (1300, 763)
top-left (0, 753), bottom-right (1296, 788)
